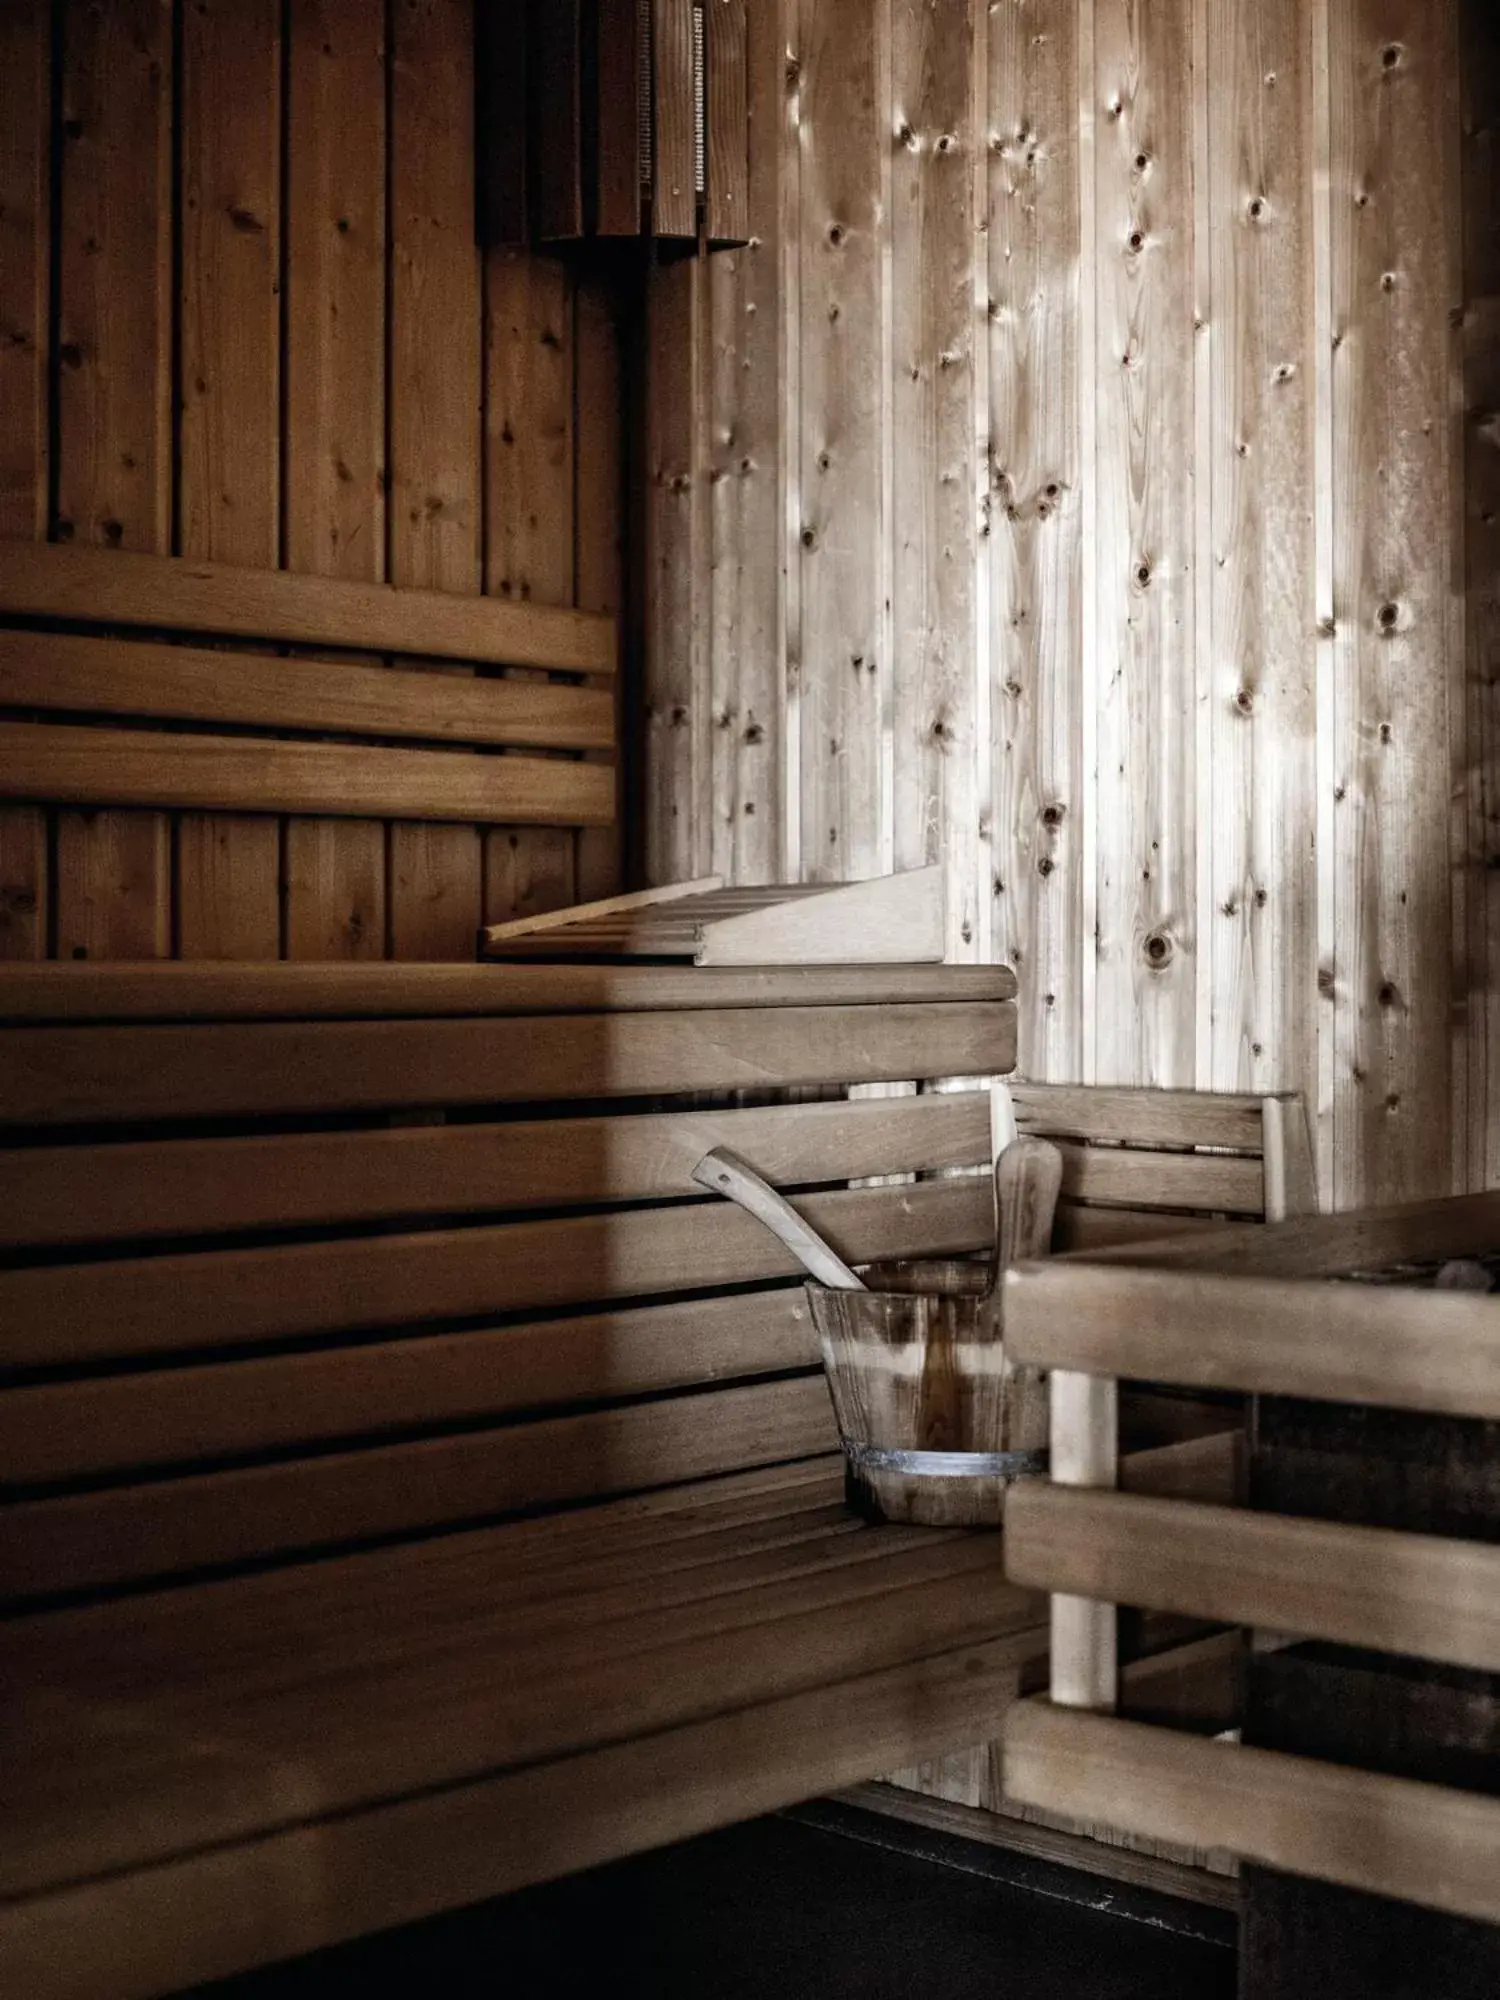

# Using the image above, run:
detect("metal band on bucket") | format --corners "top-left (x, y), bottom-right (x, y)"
top-left (843, 1442), bottom-right (1049, 1479)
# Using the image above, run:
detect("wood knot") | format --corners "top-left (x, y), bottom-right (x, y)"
top-left (1040, 802), bottom-right (1066, 828)
top-left (1247, 196), bottom-right (1267, 222)
top-left (1376, 600), bottom-right (1400, 632)
top-left (1135, 560), bottom-right (1153, 587)
top-left (801, 525), bottom-right (817, 549)
top-left (1234, 686), bottom-right (1254, 715)
top-left (1037, 856), bottom-right (1054, 877)
top-left (1378, 980), bottom-right (1401, 1007)
top-left (1127, 228), bottom-right (1145, 253)
top-left (1381, 43), bottom-right (1402, 70)
top-left (827, 222), bottom-right (845, 247)
top-left (1143, 931), bottom-right (1173, 969)
top-left (1134, 152), bottom-right (1150, 172)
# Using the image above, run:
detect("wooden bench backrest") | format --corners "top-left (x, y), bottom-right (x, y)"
top-left (0, 963), bottom-right (1014, 1609)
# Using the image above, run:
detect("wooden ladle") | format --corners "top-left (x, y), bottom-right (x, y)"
top-left (691, 1148), bottom-right (866, 1290)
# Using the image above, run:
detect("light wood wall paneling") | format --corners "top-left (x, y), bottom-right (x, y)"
top-left (1328, 1), bottom-right (1465, 1205)
top-left (388, 0), bottom-right (483, 959)
top-left (54, 0), bottom-right (172, 962)
top-left (797, 0), bottom-right (891, 884)
top-left (645, 252), bottom-right (711, 886)
top-left (284, 0), bottom-right (389, 960)
top-left (1092, 0), bottom-right (1199, 1087)
top-left (1203, 0), bottom-right (1317, 1114)
top-left (988, 0), bottom-right (1085, 1071)
top-left (177, 0), bottom-right (283, 960)
top-left (891, 0), bottom-right (978, 960)
top-left (576, 271), bottom-right (627, 900)
top-left (705, 0), bottom-right (785, 887)
top-left (1464, 3), bottom-right (1500, 1189)
top-left (482, 247), bottom-right (579, 925)
top-left (0, 0), bottom-right (50, 960)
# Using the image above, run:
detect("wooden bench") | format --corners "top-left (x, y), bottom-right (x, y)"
top-left (0, 959), bottom-right (1043, 1999)
top-left (0, 961), bottom-right (1313, 1994)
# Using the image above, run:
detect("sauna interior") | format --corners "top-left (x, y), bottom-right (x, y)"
top-left (4, 1), bottom-right (1500, 1994)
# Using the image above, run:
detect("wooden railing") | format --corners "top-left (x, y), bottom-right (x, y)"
top-left (999, 1194), bottom-right (1500, 1927)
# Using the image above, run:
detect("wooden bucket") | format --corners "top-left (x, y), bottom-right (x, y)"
top-left (806, 1258), bottom-right (1048, 1527)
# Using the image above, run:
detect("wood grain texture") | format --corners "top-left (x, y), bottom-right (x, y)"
top-left (1203, 0), bottom-right (1317, 1109)
top-left (0, 2), bottom-right (49, 961)
top-left (575, 271), bottom-right (626, 899)
top-left (388, 0), bottom-right (485, 960)
top-left (284, 0), bottom-right (390, 960)
top-left (892, 0), bottom-right (979, 960)
top-left (178, 0), bottom-right (283, 957)
top-left (54, 0), bottom-right (172, 961)
top-left (1327, 0), bottom-right (1465, 1205)
top-left (705, 0), bottom-right (784, 885)
top-left (0, 957), bottom-right (1017, 1019)
top-left (990, 0), bottom-right (1084, 1072)
top-left (797, 0), bottom-right (889, 885)
top-left (1092, 0), bottom-right (1198, 1088)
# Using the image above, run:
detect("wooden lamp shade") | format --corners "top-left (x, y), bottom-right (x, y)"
top-left (479, 0), bottom-right (749, 248)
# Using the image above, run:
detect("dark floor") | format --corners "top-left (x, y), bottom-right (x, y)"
top-left (193, 1804), bottom-right (1237, 1999)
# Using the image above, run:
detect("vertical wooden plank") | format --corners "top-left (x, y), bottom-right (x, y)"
top-left (177, 0), bottom-right (282, 960)
top-left (282, 820), bottom-right (385, 959)
top-left (482, 247), bottom-right (580, 919)
top-left (596, 0), bottom-right (643, 237)
top-left (284, 0), bottom-right (389, 961)
top-left (707, 0), bottom-right (750, 245)
top-left (1327, 0), bottom-right (1464, 1205)
top-left (1202, 0), bottom-right (1317, 1119)
top-left (1464, 1), bottom-right (1500, 1190)
top-left (0, 0), bottom-right (50, 960)
top-left (653, 0), bottom-right (697, 238)
top-left (1092, 0), bottom-right (1198, 1085)
top-left (388, 0), bottom-right (483, 958)
top-left (575, 270), bottom-right (626, 901)
top-left (798, 0), bottom-right (888, 884)
top-left (484, 253), bottom-right (575, 610)
top-left (528, 0), bottom-right (582, 242)
top-left (891, 0), bottom-right (978, 963)
top-left (782, 0), bottom-right (804, 885)
top-left (54, 0), bottom-right (173, 961)
top-left (989, 0), bottom-right (1084, 1065)
top-left (482, 826), bottom-right (577, 925)
top-left (644, 250), bottom-right (710, 885)
top-left (704, 0), bottom-right (784, 888)
top-left (476, 0), bottom-right (527, 245)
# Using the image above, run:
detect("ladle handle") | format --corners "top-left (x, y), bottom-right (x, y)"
top-left (692, 1147), bottom-right (866, 1291)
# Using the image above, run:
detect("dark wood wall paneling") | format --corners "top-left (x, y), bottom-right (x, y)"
top-left (0, 0), bottom-right (625, 963)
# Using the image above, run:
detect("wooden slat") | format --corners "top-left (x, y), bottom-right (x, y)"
top-left (891, 0), bottom-right (979, 964)
top-left (1005, 1258), bottom-right (1500, 1417)
top-left (1005, 1485), bottom-right (1500, 1675)
top-left (1092, 0), bottom-right (1199, 1089)
top-left (388, 0), bottom-right (485, 963)
top-left (797, 0), bottom-right (888, 883)
top-left (54, 0), bottom-right (173, 963)
top-left (176, 0), bottom-right (284, 960)
top-left (0, 1177), bottom-right (993, 1366)
top-left (0, 959), bottom-right (1018, 1019)
top-left (0, 1088), bottom-right (989, 1247)
top-left (0, 721), bottom-right (612, 826)
top-left (0, 1638), bottom-right (1035, 2000)
top-left (0, 630), bottom-right (614, 751)
top-left (475, 0), bottom-right (527, 243)
top-left (284, 0), bottom-right (389, 964)
top-left (3, 1533), bottom-right (1035, 1871)
top-left (1010, 1082), bottom-right (1267, 1150)
top-left (0, 1292), bottom-right (822, 1482)
top-left (574, 269), bottom-right (625, 898)
top-left (0, 1461), bottom-right (852, 1680)
top-left (1052, 1140), bottom-right (1262, 1213)
top-left (1, 1376), bottom-right (840, 1597)
top-left (707, 0), bottom-right (749, 243)
top-left (1004, 1703), bottom-right (1500, 1928)
top-left (595, 0), bottom-right (642, 235)
top-left (989, 0), bottom-right (1084, 1073)
top-left (652, 0), bottom-right (697, 237)
top-left (1328, 0), bottom-right (1464, 1206)
top-left (529, 0), bottom-right (583, 240)
top-left (1203, 0), bottom-right (1316, 1109)
top-left (0, 1000), bottom-right (1011, 1122)
top-left (1051, 1202), bottom-right (1223, 1253)
top-left (0, 541), bottom-right (615, 677)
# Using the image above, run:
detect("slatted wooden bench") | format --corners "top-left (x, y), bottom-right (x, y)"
top-left (0, 960), bottom-right (1316, 1994)
top-left (0, 958), bottom-right (1051, 2000)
